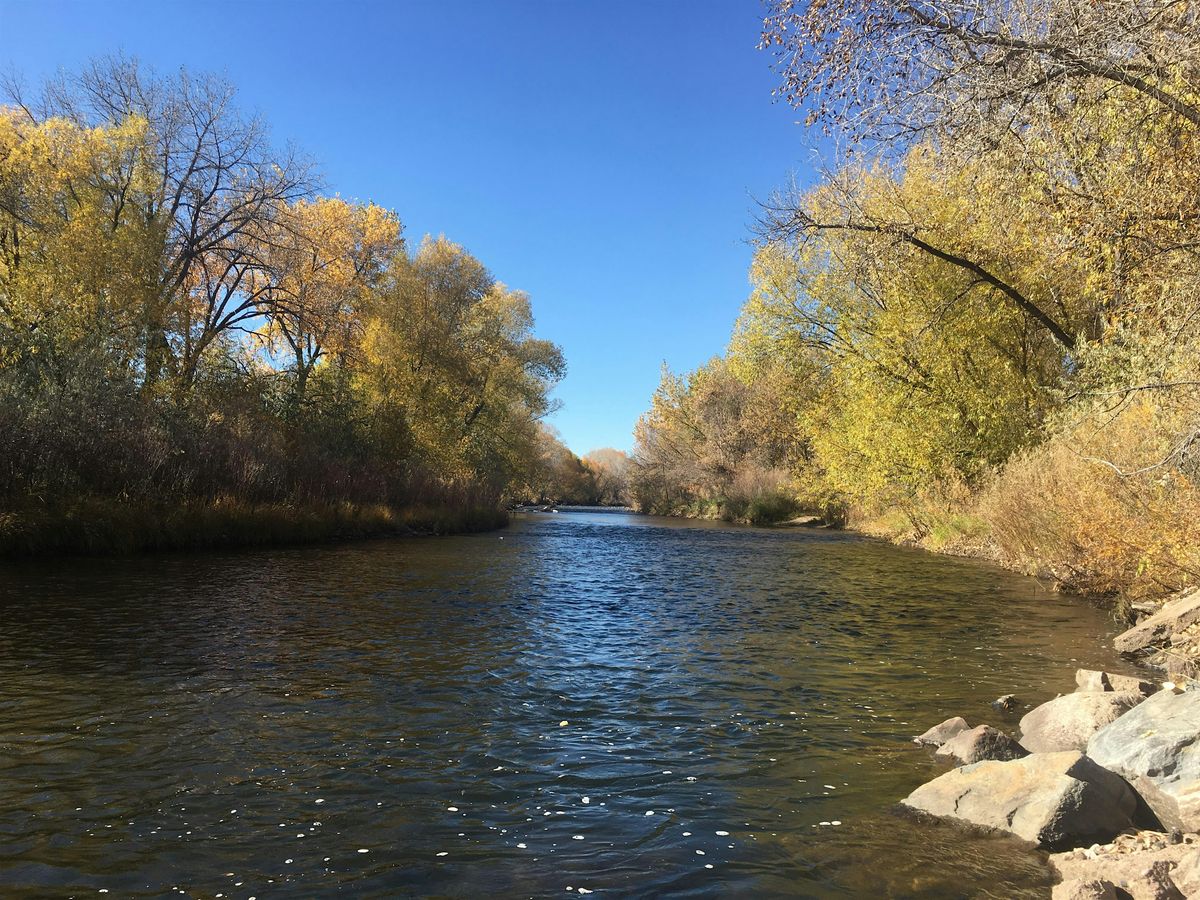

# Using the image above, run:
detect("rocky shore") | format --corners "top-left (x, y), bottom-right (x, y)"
top-left (904, 588), bottom-right (1200, 898)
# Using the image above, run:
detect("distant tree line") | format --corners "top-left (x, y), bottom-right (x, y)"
top-left (518, 429), bottom-right (631, 507)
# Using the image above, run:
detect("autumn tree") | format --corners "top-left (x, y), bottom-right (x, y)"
top-left (0, 109), bottom-right (156, 381)
top-left (582, 448), bottom-right (632, 506)
top-left (358, 236), bottom-right (565, 493)
top-left (631, 357), bottom-right (804, 522)
top-left (519, 426), bottom-right (596, 504)
top-left (5, 56), bottom-right (314, 392)
top-left (761, 0), bottom-right (1200, 145)
top-left (260, 198), bottom-right (403, 408)
top-left (0, 59), bottom-right (563, 523)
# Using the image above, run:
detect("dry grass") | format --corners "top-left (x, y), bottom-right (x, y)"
top-left (851, 478), bottom-right (995, 558)
top-left (0, 498), bottom-right (508, 557)
top-left (843, 396), bottom-right (1200, 608)
top-left (979, 400), bottom-right (1200, 604)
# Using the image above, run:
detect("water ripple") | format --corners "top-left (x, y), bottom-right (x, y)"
top-left (0, 510), bottom-right (1135, 897)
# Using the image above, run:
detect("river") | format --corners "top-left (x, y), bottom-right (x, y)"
top-left (0, 509), bottom-right (1136, 898)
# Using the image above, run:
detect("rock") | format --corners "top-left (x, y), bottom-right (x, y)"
top-left (1051, 880), bottom-right (1118, 900)
top-left (935, 724), bottom-right (1029, 765)
top-left (992, 694), bottom-right (1020, 713)
top-left (902, 750), bottom-right (1139, 848)
top-left (1076, 669), bottom-right (1158, 696)
top-left (1172, 847), bottom-right (1200, 896)
top-left (1087, 688), bottom-right (1200, 831)
top-left (1124, 860), bottom-right (1186, 899)
top-left (1076, 670), bottom-right (1108, 692)
top-left (913, 716), bottom-right (969, 746)
top-left (1131, 600), bottom-right (1160, 620)
top-left (1107, 674), bottom-right (1159, 696)
top-left (1019, 692), bottom-right (1145, 752)
top-left (1114, 589), bottom-right (1200, 654)
top-left (1051, 832), bottom-right (1200, 900)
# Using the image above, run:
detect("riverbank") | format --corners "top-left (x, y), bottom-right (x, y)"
top-left (908, 672), bottom-right (1200, 897)
top-left (902, 584), bottom-right (1200, 898)
top-left (0, 499), bottom-right (509, 557)
top-left (656, 503), bottom-right (1200, 892)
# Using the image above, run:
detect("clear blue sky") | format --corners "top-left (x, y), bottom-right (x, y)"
top-left (0, 0), bottom-right (815, 454)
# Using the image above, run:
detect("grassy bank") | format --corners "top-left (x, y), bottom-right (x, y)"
top-left (0, 499), bottom-right (508, 557)
top-left (849, 441), bottom-right (1199, 617)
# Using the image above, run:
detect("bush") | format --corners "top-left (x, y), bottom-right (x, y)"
top-left (979, 400), bottom-right (1200, 603)
top-left (849, 476), bottom-right (991, 554)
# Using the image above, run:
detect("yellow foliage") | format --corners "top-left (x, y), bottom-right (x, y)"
top-left (981, 399), bottom-right (1200, 601)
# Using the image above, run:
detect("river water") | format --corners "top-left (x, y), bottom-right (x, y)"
top-left (0, 509), bottom-right (1137, 898)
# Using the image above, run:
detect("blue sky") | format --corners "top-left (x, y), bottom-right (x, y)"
top-left (0, 0), bottom-right (815, 454)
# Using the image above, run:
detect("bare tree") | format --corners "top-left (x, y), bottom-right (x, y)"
top-left (761, 0), bottom-right (1200, 147)
top-left (4, 55), bottom-right (316, 390)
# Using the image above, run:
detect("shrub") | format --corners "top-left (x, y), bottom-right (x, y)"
top-left (980, 400), bottom-right (1200, 603)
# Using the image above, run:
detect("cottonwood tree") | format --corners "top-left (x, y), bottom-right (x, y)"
top-left (761, 0), bottom-right (1200, 145)
top-left (758, 0), bottom-right (1200, 343)
top-left (4, 56), bottom-right (315, 391)
top-left (631, 357), bottom-right (804, 518)
top-left (260, 198), bottom-right (404, 408)
top-left (359, 237), bottom-right (565, 488)
top-left (582, 448), bottom-right (632, 506)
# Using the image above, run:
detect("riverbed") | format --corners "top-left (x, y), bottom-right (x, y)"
top-left (0, 509), bottom-right (1135, 897)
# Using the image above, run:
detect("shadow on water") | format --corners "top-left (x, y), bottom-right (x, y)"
top-left (0, 510), bottom-right (1135, 897)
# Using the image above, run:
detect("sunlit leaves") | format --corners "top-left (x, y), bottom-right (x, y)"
top-left (0, 63), bottom-right (564, 509)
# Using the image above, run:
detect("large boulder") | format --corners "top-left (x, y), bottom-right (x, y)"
top-left (1020, 692), bottom-right (1145, 752)
top-left (1075, 669), bottom-right (1157, 696)
top-left (913, 716), bottom-right (969, 746)
top-left (935, 725), bottom-right (1029, 765)
top-left (902, 750), bottom-right (1139, 848)
top-left (1087, 688), bottom-right (1200, 831)
top-left (1114, 590), bottom-right (1200, 654)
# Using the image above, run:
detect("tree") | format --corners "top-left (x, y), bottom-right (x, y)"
top-left (260, 198), bottom-right (403, 408)
top-left (358, 236), bottom-right (565, 490)
top-left (0, 108), bottom-right (165, 391)
top-left (582, 448), bottom-right (632, 506)
top-left (0, 59), bottom-right (564, 522)
top-left (761, 0), bottom-right (1200, 145)
top-left (5, 56), bottom-right (315, 392)
top-left (631, 357), bottom-right (804, 521)
top-left (522, 426), bottom-right (596, 504)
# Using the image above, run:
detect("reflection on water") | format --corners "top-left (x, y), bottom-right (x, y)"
top-left (0, 509), bottom-right (1134, 897)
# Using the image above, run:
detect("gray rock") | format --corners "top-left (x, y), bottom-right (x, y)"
top-left (1051, 880), bottom-right (1118, 900)
top-left (1114, 590), bottom-right (1200, 654)
top-left (913, 716), bottom-right (969, 746)
top-left (992, 694), bottom-right (1020, 713)
top-left (1020, 692), bottom-right (1145, 752)
top-left (1087, 688), bottom-right (1200, 832)
top-left (902, 750), bottom-right (1139, 848)
top-left (1076, 668), bottom-right (1157, 696)
top-left (935, 724), bottom-right (1029, 765)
